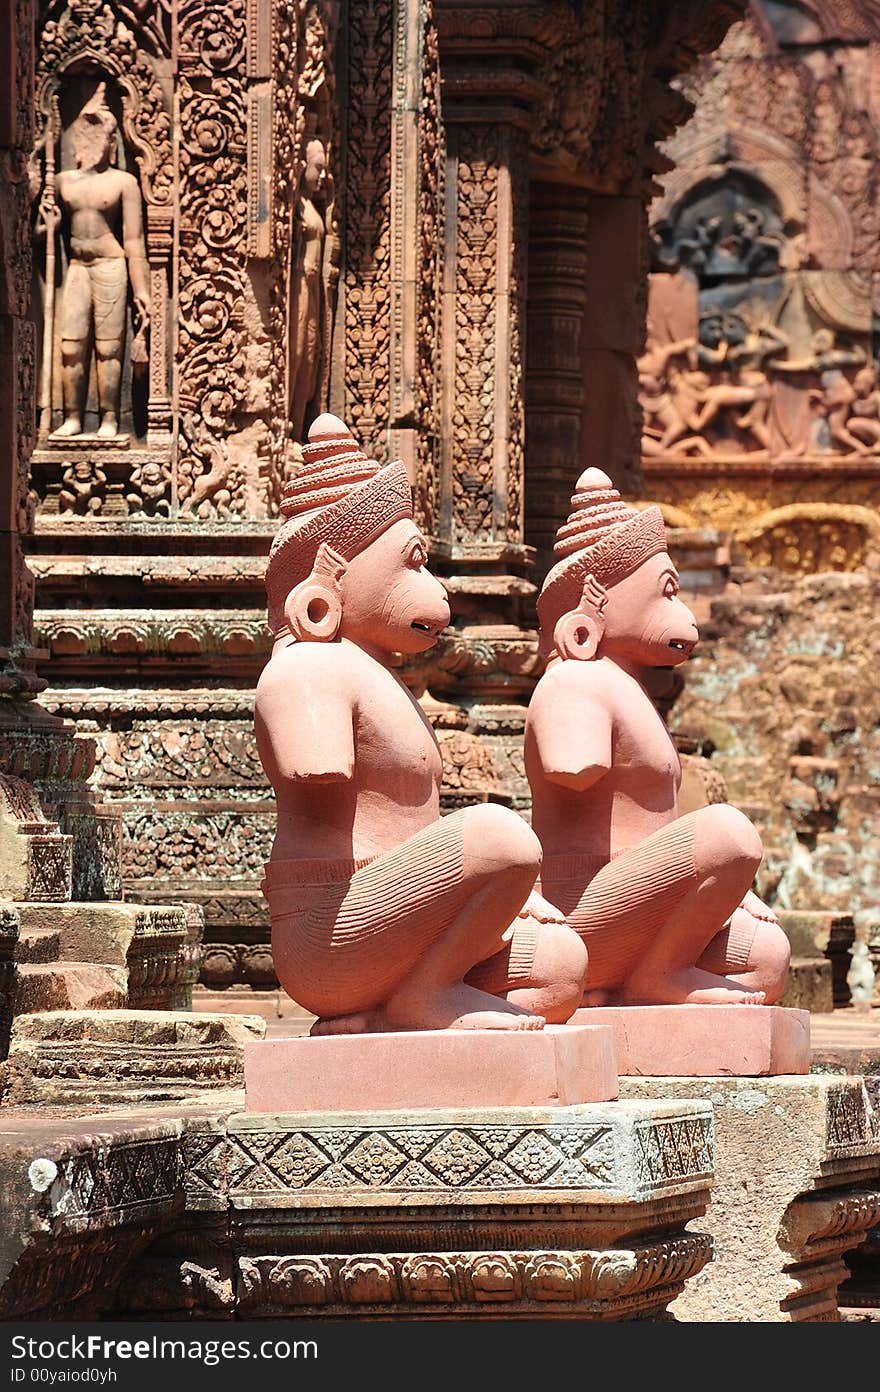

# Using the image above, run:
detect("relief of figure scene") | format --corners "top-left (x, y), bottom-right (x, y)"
top-left (643, 171), bottom-right (876, 462)
top-left (32, 79), bottom-right (151, 442)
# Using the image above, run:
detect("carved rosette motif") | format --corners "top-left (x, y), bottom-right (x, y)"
top-left (341, 0), bottom-right (393, 461)
top-left (176, 0), bottom-right (250, 512)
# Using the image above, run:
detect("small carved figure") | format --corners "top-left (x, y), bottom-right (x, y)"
top-left (845, 364), bottom-right (880, 451)
top-left (127, 458), bottom-right (171, 516)
top-left (255, 414), bottom-right (587, 1032)
top-left (675, 214), bottom-right (721, 274)
top-left (288, 139), bottom-right (329, 442)
top-left (810, 369), bottom-right (871, 455)
top-left (638, 331), bottom-right (712, 456)
top-left (59, 457), bottom-right (107, 514)
top-left (180, 416), bottom-right (236, 518)
top-left (525, 471), bottom-right (791, 1006)
top-left (690, 315), bottom-right (788, 452)
top-left (729, 209), bottom-right (782, 276)
top-left (45, 84), bottom-right (150, 438)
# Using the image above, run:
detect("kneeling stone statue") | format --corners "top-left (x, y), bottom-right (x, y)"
top-left (526, 469), bottom-right (791, 1007)
top-left (256, 414), bottom-right (587, 1033)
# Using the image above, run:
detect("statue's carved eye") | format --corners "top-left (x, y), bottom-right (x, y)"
top-left (409, 542), bottom-right (428, 569)
top-left (663, 576), bottom-right (679, 599)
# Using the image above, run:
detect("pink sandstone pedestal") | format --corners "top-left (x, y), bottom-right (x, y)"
top-left (570, 1005), bottom-right (810, 1077)
top-left (244, 1023), bottom-right (618, 1112)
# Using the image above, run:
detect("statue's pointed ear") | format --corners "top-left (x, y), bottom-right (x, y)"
top-left (553, 572), bottom-right (608, 661)
top-left (283, 542), bottom-right (347, 642)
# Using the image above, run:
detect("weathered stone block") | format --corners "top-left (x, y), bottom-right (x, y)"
top-left (621, 1074), bottom-right (880, 1321)
top-left (780, 956), bottom-right (835, 1013)
top-left (14, 900), bottom-right (199, 1010)
top-left (0, 1114), bottom-right (183, 1319)
top-left (779, 909), bottom-right (856, 1007)
top-left (3, 1009), bottom-right (266, 1107)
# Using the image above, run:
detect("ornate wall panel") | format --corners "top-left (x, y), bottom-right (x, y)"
top-left (641, 1), bottom-right (880, 558)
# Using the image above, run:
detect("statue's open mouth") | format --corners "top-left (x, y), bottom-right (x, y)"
top-left (411, 621), bottom-right (435, 634)
top-left (668, 639), bottom-right (694, 654)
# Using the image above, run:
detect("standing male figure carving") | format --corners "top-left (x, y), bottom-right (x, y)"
top-left (42, 84), bottom-right (150, 439)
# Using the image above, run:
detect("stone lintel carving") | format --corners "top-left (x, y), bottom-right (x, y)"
top-left (233, 1237), bottom-right (713, 1317)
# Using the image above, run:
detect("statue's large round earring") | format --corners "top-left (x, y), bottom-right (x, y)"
top-left (553, 611), bottom-right (602, 661)
top-left (284, 581), bottom-right (342, 642)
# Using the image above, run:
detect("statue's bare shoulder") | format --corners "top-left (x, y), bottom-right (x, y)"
top-left (256, 638), bottom-right (356, 709)
top-left (532, 655), bottom-right (619, 712)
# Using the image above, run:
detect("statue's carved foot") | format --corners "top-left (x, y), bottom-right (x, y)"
top-left (383, 982), bottom-right (545, 1032)
top-left (97, 416), bottom-right (118, 438)
top-left (52, 416), bottom-right (82, 437)
top-left (615, 965), bottom-right (766, 1007)
top-left (310, 1011), bottom-right (384, 1036)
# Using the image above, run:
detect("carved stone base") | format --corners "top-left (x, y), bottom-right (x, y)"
top-left (243, 1025), bottom-right (618, 1112)
top-left (621, 1075), bottom-right (880, 1321)
top-left (0, 1095), bottom-right (716, 1321)
top-left (168, 1097), bottom-right (716, 1321)
top-left (570, 1005), bottom-right (811, 1077)
top-left (3, 1010), bottom-right (266, 1107)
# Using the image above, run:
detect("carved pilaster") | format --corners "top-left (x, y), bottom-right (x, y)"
top-left (438, 119), bottom-right (530, 553)
top-left (333, 0), bottom-right (439, 486)
top-left (0, 0), bottom-right (43, 700)
top-left (525, 182), bottom-right (590, 575)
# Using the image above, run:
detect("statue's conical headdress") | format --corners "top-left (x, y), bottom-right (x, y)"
top-left (537, 469), bottom-right (668, 652)
top-left (265, 414), bottom-right (412, 635)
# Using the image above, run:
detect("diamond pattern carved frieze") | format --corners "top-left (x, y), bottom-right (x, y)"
top-left (634, 1116), bottom-right (714, 1190)
top-left (227, 1120), bottom-right (618, 1198)
top-left (48, 1137), bottom-right (182, 1225)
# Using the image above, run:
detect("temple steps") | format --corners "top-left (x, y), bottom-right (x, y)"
top-left (13, 961), bottom-right (127, 1014)
top-left (13, 926), bottom-right (61, 963)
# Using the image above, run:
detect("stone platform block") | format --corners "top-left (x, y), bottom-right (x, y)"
top-left (621, 1074), bottom-right (880, 1321)
top-left (3, 1010), bottom-right (266, 1107)
top-left (570, 1005), bottom-right (810, 1077)
top-left (193, 1098), bottom-right (715, 1319)
top-left (244, 1024), bottom-right (618, 1113)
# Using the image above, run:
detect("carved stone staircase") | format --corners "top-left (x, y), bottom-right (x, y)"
top-left (0, 756), bottom-right (201, 1060)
